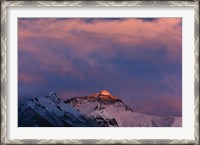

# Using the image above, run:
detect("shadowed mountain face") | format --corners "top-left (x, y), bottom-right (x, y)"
top-left (18, 91), bottom-right (182, 127)
top-left (18, 92), bottom-right (99, 127)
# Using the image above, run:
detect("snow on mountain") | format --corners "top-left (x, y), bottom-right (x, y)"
top-left (18, 90), bottom-right (182, 127)
top-left (18, 92), bottom-right (99, 127)
top-left (65, 90), bottom-right (182, 127)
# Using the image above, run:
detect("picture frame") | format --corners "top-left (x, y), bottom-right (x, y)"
top-left (1, 0), bottom-right (199, 144)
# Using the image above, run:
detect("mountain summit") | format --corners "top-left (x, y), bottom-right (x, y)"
top-left (99, 90), bottom-right (111, 96)
top-left (97, 90), bottom-right (118, 100)
top-left (64, 90), bottom-right (132, 126)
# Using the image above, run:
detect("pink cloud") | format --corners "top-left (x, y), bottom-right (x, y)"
top-left (18, 18), bottom-right (182, 55)
top-left (18, 72), bottom-right (44, 84)
top-left (75, 18), bottom-right (182, 54)
top-left (132, 95), bottom-right (182, 116)
top-left (18, 18), bottom-right (182, 80)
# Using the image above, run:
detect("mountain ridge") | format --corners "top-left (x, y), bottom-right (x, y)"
top-left (18, 91), bottom-right (182, 127)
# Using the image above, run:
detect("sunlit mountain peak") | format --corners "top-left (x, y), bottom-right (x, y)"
top-left (99, 90), bottom-right (112, 96)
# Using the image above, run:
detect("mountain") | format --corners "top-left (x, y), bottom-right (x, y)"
top-left (18, 92), bottom-right (99, 127)
top-left (18, 90), bottom-right (182, 127)
top-left (64, 90), bottom-right (182, 127)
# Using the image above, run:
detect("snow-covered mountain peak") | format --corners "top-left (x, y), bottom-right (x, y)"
top-left (99, 90), bottom-right (111, 96)
top-left (46, 91), bottom-right (60, 103)
top-left (97, 90), bottom-right (118, 100)
top-left (49, 91), bottom-right (57, 97)
top-left (18, 93), bottom-right (99, 127)
top-left (64, 91), bottom-right (135, 126)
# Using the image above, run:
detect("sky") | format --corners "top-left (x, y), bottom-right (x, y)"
top-left (18, 18), bottom-right (182, 117)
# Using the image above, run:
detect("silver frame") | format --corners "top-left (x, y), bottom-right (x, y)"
top-left (1, 1), bottom-right (199, 144)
